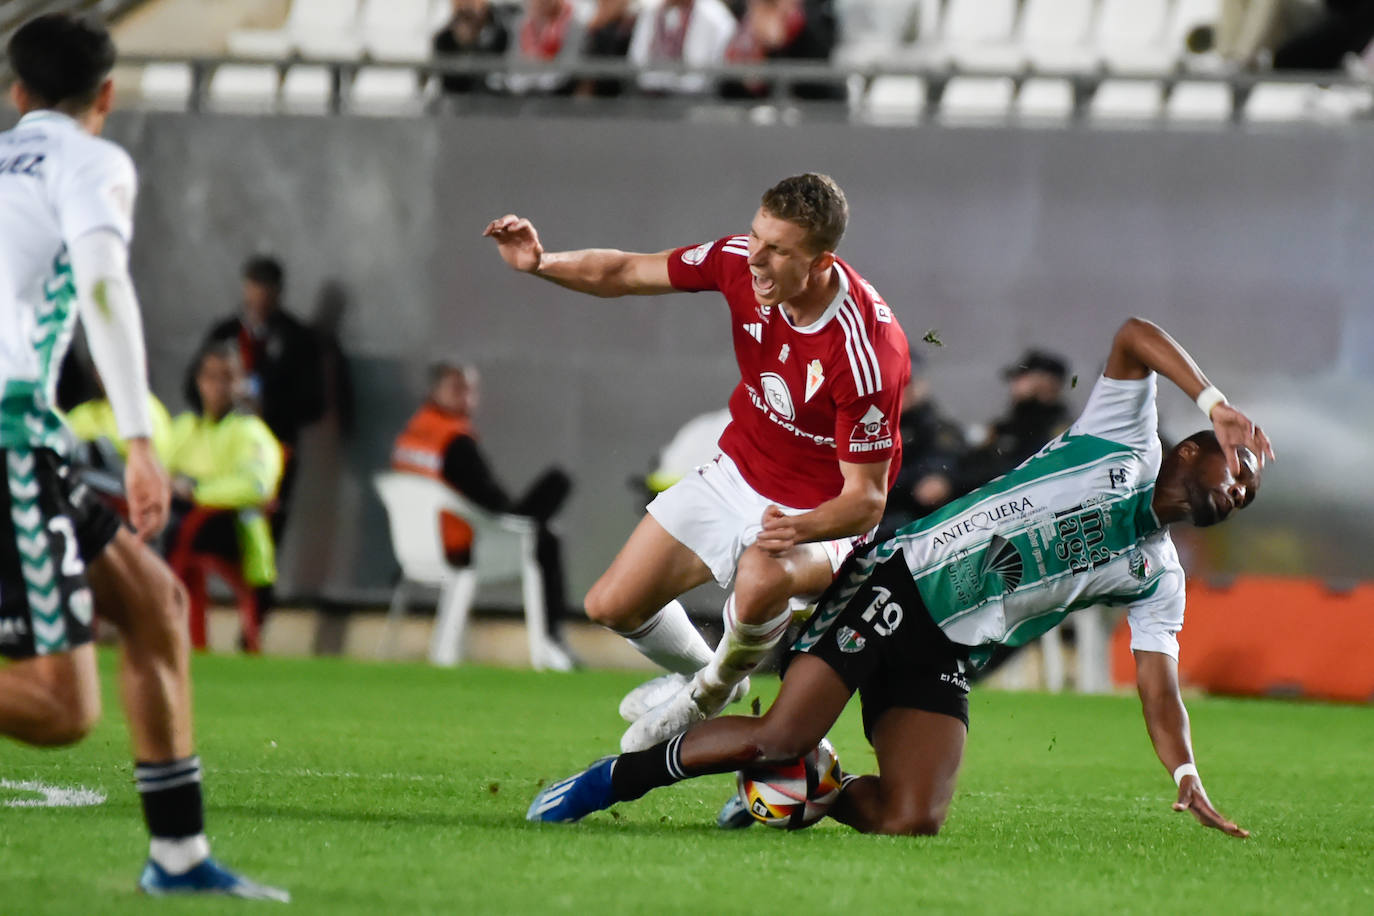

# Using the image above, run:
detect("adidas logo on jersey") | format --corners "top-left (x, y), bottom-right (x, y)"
top-left (743, 323), bottom-right (763, 342)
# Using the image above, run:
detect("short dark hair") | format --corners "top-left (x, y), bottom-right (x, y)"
top-left (760, 173), bottom-right (848, 254)
top-left (242, 255), bottom-right (285, 290)
top-left (183, 341), bottom-right (240, 414)
top-left (428, 360), bottom-right (475, 392)
top-left (7, 14), bottom-right (116, 112)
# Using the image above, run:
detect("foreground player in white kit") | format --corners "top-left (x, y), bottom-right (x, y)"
top-left (485, 175), bottom-right (911, 751)
top-left (0, 15), bottom-right (286, 899)
top-left (529, 317), bottom-right (1272, 838)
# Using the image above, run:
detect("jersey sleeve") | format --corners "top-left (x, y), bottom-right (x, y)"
top-left (57, 141), bottom-right (137, 245)
top-left (1069, 373), bottom-right (1158, 454)
top-left (834, 357), bottom-right (906, 466)
top-left (1125, 549), bottom-right (1186, 660)
top-left (666, 235), bottom-right (742, 293)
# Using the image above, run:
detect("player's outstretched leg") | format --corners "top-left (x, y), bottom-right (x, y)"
top-left (532, 656), bottom-right (852, 824)
top-left (88, 528), bottom-right (289, 901)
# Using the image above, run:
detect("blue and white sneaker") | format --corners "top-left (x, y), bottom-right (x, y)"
top-left (138, 858), bottom-right (291, 901)
top-left (526, 756), bottom-right (617, 823)
top-left (716, 791), bottom-right (756, 830)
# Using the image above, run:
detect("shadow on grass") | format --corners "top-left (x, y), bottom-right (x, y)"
top-left (212, 801), bottom-right (734, 837)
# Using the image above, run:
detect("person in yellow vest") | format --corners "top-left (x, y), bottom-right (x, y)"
top-left (66, 391), bottom-right (175, 464)
top-left (391, 361), bottom-right (577, 670)
top-left (165, 343), bottom-right (284, 639)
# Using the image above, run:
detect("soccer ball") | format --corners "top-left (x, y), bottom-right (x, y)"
top-left (735, 738), bottom-right (844, 829)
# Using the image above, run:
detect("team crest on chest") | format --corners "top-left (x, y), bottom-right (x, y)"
top-left (804, 360), bottom-right (825, 402)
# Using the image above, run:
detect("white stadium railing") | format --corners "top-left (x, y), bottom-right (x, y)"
top-left (115, 52), bottom-right (1374, 127)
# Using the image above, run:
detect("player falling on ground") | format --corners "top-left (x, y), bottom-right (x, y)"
top-left (529, 317), bottom-right (1272, 838)
top-left (485, 174), bottom-right (911, 752)
top-left (0, 14), bottom-right (287, 899)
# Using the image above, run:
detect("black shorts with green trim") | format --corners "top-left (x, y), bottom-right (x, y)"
top-left (0, 449), bottom-right (121, 660)
top-left (790, 550), bottom-right (971, 740)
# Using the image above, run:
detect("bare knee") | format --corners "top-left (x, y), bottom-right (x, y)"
top-left (733, 549), bottom-right (792, 623)
top-left (36, 683), bottom-right (101, 747)
top-left (870, 808), bottom-right (945, 837)
top-left (583, 579), bottom-right (632, 629)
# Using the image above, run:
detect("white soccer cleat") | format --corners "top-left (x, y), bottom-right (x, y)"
top-left (619, 675), bottom-right (751, 753)
top-left (618, 672), bottom-right (690, 723)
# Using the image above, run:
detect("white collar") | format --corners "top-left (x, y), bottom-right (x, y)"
top-left (16, 109), bottom-right (79, 130)
top-left (780, 262), bottom-right (849, 335)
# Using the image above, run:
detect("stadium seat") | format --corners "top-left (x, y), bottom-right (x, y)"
top-left (1089, 79), bottom-right (1164, 121)
top-left (281, 65), bottom-right (335, 113)
top-left (863, 75), bottom-right (927, 124)
top-left (373, 472), bottom-right (556, 670)
top-left (207, 64), bottom-right (281, 112)
top-left (1015, 77), bottom-right (1075, 121)
top-left (168, 507), bottom-right (264, 654)
top-left (939, 76), bottom-right (1015, 121)
top-left (1167, 80), bottom-right (1232, 121)
top-left (1244, 82), bottom-right (1313, 121)
top-left (350, 67), bottom-right (428, 114)
top-left (361, 0), bottom-right (432, 61)
top-left (1095, 0), bottom-right (1172, 74)
top-left (139, 62), bottom-right (194, 109)
top-left (1021, 0), bottom-right (1097, 72)
top-left (941, 0), bottom-right (1020, 71)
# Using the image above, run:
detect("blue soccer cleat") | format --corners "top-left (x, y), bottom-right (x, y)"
top-left (716, 791), bottom-right (756, 830)
top-left (526, 757), bottom-right (617, 823)
top-left (138, 857), bottom-right (291, 902)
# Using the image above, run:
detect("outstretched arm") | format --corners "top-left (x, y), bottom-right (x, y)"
top-left (1104, 317), bottom-right (1275, 473)
top-left (483, 214), bottom-right (677, 297)
top-left (755, 459), bottom-right (889, 556)
top-left (1135, 650), bottom-right (1249, 839)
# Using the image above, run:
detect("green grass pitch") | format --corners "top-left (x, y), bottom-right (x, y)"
top-left (1, 651), bottom-right (1371, 915)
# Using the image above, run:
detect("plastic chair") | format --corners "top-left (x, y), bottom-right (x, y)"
top-left (167, 507), bottom-right (264, 653)
top-left (372, 471), bottom-right (554, 669)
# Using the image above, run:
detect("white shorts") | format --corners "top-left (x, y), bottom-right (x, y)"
top-left (647, 452), bottom-right (863, 602)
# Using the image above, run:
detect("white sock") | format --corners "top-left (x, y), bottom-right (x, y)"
top-left (621, 600), bottom-right (712, 674)
top-left (149, 834), bottom-right (211, 875)
top-left (697, 595), bottom-right (792, 698)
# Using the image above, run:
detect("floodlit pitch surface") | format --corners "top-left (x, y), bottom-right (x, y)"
top-left (1, 652), bottom-right (1370, 915)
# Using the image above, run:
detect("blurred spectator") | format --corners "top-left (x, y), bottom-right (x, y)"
top-left (193, 255), bottom-right (324, 538)
top-left (166, 343), bottom-right (285, 639)
top-left (67, 390), bottom-right (174, 467)
top-left (578, 0), bottom-right (640, 97)
top-left (507, 0), bottom-right (590, 95)
top-left (876, 356), bottom-right (967, 540)
top-left (1209, 0), bottom-right (1323, 67)
top-left (954, 349), bottom-right (1071, 497)
top-left (1272, 0), bottom-right (1374, 70)
top-left (629, 0), bottom-right (737, 95)
top-left (721, 0), bottom-right (844, 101)
top-left (432, 0), bottom-right (511, 95)
top-left (391, 362), bottom-right (578, 670)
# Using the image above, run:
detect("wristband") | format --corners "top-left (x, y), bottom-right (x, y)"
top-left (1195, 385), bottom-right (1226, 420)
top-left (1172, 762), bottom-right (1199, 786)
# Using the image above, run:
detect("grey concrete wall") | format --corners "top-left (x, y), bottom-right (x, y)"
top-left (62, 112), bottom-right (1374, 595)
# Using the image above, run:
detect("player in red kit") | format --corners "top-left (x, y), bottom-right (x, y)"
top-left (484, 174), bottom-right (910, 750)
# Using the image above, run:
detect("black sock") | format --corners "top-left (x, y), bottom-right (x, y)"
top-left (135, 756), bottom-right (206, 839)
top-left (610, 735), bottom-right (693, 802)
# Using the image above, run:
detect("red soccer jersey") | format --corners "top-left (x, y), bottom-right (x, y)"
top-left (667, 234), bottom-right (910, 509)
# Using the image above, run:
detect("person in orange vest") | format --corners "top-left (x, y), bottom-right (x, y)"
top-left (391, 361), bottom-right (576, 669)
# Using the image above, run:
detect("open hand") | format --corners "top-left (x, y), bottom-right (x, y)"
top-left (1173, 775), bottom-right (1249, 838)
top-left (1210, 402), bottom-right (1275, 476)
top-left (483, 214), bottom-right (544, 273)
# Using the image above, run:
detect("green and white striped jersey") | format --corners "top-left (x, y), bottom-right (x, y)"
top-left (872, 374), bottom-right (1186, 665)
top-left (0, 110), bottom-right (137, 453)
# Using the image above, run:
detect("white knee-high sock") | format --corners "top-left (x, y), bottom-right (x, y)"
top-left (621, 600), bottom-right (713, 674)
top-left (697, 595), bottom-right (792, 698)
